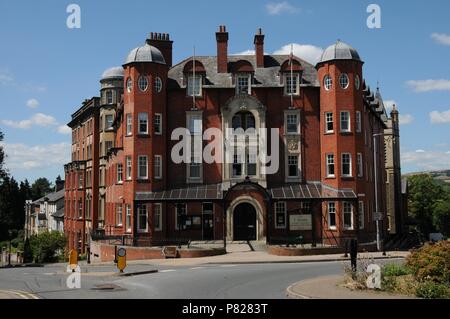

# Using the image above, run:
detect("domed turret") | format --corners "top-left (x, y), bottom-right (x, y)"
top-left (101, 66), bottom-right (124, 81)
top-left (124, 40), bottom-right (166, 65)
top-left (317, 40), bottom-right (361, 65)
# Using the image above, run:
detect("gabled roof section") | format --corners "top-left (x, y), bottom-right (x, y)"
top-left (168, 54), bottom-right (319, 89)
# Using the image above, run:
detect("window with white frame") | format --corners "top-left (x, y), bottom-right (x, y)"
top-left (116, 204), bottom-right (123, 226)
top-left (325, 112), bottom-right (334, 133)
top-left (138, 113), bottom-right (148, 134)
top-left (125, 204), bottom-right (132, 232)
top-left (324, 75), bottom-right (332, 91)
top-left (138, 205), bottom-right (148, 232)
top-left (187, 74), bottom-right (202, 96)
top-left (189, 155), bottom-right (201, 179)
top-left (154, 77), bottom-right (163, 93)
top-left (343, 202), bottom-right (353, 229)
top-left (236, 74), bottom-right (251, 94)
top-left (287, 155), bottom-right (299, 178)
top-left (105, 141), bottom-right (113, 154)
top-left (117, 163), bottom-right (123, 183)
top-left (232, 153), bottom-right (243, 177)
top-left (339, 73), bottom-right (349, 89)
top-left (328, 202), bottom-right (336, 229)
top-left (341, 153), bottom-right (352, 177)
top-left (175, 203), bottom-right (187, 230)
top-left (154, 113), bottom-right (162, 135)
top-left (326, 154), bottom-right (335, 177)
top-left (187, 113), bottom-right (202, 181)
top-left (105, 114), bottom-right (114, 130)
top-left (356, 111), bottom-right (362, 133)
top-left (138, 76), bottom-right (148, 92)
top-left (126, 77), bottom-right (132, 93)
top-left (357, 153), bottom-right (363, 177)
top-left (358, 201), bottom-right (365, 229)
top-left (106, 90), bottom-right (113, 104)
top-left (247, 153), bottom-right (257, 176)
top-left (284, 73), bottom-right (299, 95)
top-left (126, 156), bottom-right (132, 180)
top-left (154, 203), bottom-right (162, 231)
top-left (285, 113), bottom-right (299, 134)
top-left (126, 113), bottom-right (132, 136)
top-left (138, 155), bottom-right (148, 179)
top-left (275, 202), bottom-right (287, 229)
top-left (154, 155), bottom-right (162, 179)
top-left (340, 111), bottom-right (350, 132)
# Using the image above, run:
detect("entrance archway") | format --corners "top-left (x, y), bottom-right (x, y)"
top-left (233, 203), bottom-right (257, 240)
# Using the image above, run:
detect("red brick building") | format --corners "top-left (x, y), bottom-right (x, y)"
top-left (64, 26), bottom-right (403, 253)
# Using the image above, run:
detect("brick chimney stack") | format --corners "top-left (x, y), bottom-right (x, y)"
top-left (254, 28), bottom-right (265, 68)
top-left (216, 25), bottom-right (229, 73)
top-left (146, 32), bottom-right (173, 67)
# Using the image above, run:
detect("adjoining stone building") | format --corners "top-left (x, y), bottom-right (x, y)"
top-left (64, 26), bottom-right (404, 253)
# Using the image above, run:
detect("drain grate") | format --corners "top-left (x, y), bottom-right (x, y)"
top-left (91, 283), bottom-right (125, 291)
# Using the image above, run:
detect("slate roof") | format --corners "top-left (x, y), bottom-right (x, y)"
top-left (168, 54), bottom-right (319, 90)
top-left (33, 188), bottom-right (65, 204)
top-left (319, 40), bottom-right (362, 64)
top-left (52, 207), bottom-right (65, 218)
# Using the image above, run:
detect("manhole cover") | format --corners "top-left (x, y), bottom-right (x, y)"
top-left (91, 283), bottom-right (125, 291)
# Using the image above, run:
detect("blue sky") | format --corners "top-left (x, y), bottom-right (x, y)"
top-left (0, 0), bottom-right (449, 183)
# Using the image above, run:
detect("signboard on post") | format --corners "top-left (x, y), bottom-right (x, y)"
top-left (289, 214), bottom-right (312, 231)
top-left (373, 212), bottom-right (383, 221)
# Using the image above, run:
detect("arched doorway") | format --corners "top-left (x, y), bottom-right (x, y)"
top-left (233, 203), bottom-right (257, 240)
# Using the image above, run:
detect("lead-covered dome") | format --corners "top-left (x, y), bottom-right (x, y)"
top-left (124, 40), bottom-right (166, 65)
top-left (101, 66), bottom-right (124, 80)
top-left (318, 40), bottom-right (361, 64)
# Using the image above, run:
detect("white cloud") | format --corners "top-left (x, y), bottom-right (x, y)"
top-left (0, 70), bottom-right (14, 85)
top-left (406, 79), bottom-right (450, 92)
top-left (232, 50), bottom-right (256, 55)
top-left (57, 125), bottom-right (72, 135)
top-left (273, 43), bottom-right (324, 65)
top-left (402, 149), bottom-right (450, 171)
top-left (0, 142), bottom-right (70, 171)
top-left (399, 114), bottom-right (414, 125)
top-left (430, 110), bottom-right (450, 124)
top-left (431, 33), bottom-right (450, 46)
top-left (266, 2), bottom-right (299, 15)
top-left (26, 98), bottom-right (39, 109)
top-left (1, 113), bottom-right (58, 129)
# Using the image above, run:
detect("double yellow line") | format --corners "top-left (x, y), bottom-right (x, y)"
top-left (0, 289), bottom-right (39, 299)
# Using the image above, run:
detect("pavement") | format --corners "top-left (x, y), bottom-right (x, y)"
top-left (286, 275), bottom-right (416, 299)
top-left (119, 249), bottom-right (409, 268)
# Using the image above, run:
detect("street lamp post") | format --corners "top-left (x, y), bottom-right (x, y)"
top-left (373, 133), bottom-right (384, 251)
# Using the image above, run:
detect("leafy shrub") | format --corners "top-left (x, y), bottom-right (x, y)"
top-left (29, 231), bottom-right (67, 263)
top-left (406, 241), bottom-right (450, 284)
top-left (415, 281), bottom-right (450, 299)
top-left (382, 263), bottom-right (411, 277)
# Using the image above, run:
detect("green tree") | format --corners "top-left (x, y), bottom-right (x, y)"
top-left (31, 177), bottom-right (52, 200)
top-left (408, 174), bottom-right (447, 236)
top-left (0, 129), bottom-right (7, 181)
top-left (0, 176), bottom-right (21, 241)
top-left (433, 198), bottom-right (450, 237)
top-left (29, 231), bottom-right (67, 263)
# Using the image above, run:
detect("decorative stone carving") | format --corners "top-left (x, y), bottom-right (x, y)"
top-left (287, 137), bottom-right (299, 152)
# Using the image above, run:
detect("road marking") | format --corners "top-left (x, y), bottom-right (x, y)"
top-left (0, 289), bottom-right (39, 299)
top-left (189, 267), bottom-right (205, 270)
top-left (159, 269), bottom-right (176, 273)
top-left (220, 264), bottom-right (237, 267)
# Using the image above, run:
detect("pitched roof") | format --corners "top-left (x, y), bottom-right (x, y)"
top-left (168, 54), bottom-right (319, 89)
top-left (52, 207), bottom-right (65, 218)
top-left (33, 188), bottom-right (65, 204)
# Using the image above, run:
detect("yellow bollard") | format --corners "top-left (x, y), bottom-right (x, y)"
top-left (116, 248), bottom-right (126, 273)
top-left (68, 249), bottom-right (78, 272)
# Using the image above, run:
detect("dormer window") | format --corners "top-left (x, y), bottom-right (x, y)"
top-left (236, 73), bottom-right (251, 95)
top-left (187, 75), bottom-right (202, 97)
top-left (284, 73), bottom-right (300, 95)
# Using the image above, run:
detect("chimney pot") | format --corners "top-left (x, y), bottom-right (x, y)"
top-left (216, 25), bottom-right (229, 73)
top-left (254, 28), bottom-right (265, 68)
